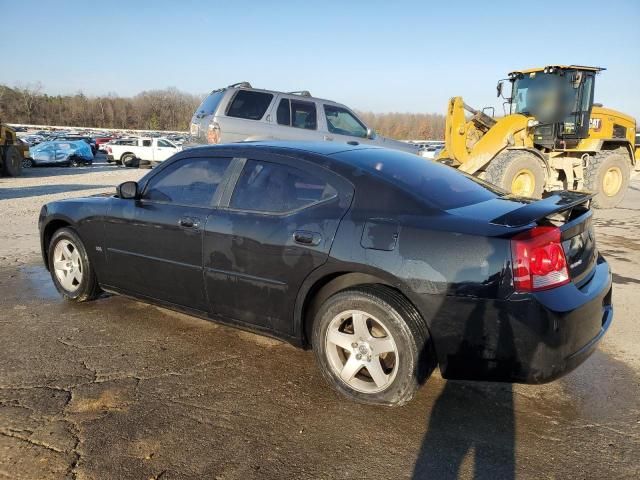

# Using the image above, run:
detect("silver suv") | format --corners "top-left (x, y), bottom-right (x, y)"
top-left (189, 82), bottom-right (418, 154)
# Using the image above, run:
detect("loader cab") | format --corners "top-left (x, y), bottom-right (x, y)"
top-left (507, 66), bottom-right (602, 149)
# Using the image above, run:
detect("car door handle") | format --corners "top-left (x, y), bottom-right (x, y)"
top-left (323, 135), bottom-right (334, 141)
top-left (179, 216), bottom-right (200, 229)
top-left (293, 230), bottom-right (322, 246)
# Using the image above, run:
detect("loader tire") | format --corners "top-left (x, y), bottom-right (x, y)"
top-left (484, 150), bottom-right (545, 198)
top-left (585, 149), bottom-right (630, 209)
top-left (2, 146), bottom-right (23, 177)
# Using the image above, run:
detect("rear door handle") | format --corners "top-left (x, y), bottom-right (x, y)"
top-left (179, 216), bottom-right (201, 229)
top-left (293, 230), bottom-right (322, 246)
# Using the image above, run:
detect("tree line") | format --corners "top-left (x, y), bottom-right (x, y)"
top-left (0, 83), bottom-right (445, 139)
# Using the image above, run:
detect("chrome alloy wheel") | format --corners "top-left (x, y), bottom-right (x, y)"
top-left (324, 310), bottom-right (399, 393)
top-left (53, 239), bottom-right (83, 292)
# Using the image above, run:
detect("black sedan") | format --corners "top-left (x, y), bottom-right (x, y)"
top-left (38, 142), bottom-right (613, 406)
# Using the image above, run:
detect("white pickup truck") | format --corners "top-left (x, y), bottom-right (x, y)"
top-left (105, 137), bottom-right (180, 167)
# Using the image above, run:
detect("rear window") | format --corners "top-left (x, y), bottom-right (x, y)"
top-left (226, 90), bottom-right (274, 120)
top-left (334, 149), bottom-right (503, 210)
top-left (195, 90), bottom-right (225, 116)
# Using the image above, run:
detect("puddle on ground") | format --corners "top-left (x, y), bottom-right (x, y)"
top-left (0, 264), bottom-right (61, 303)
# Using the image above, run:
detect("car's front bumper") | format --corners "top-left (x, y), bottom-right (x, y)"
top-left (433, 256), bottom-right (613, 383)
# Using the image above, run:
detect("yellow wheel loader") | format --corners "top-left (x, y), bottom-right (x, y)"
top-left (438, 66), bottom-right (638, 208)
top-left (0, 121), bottom-right (29, 177)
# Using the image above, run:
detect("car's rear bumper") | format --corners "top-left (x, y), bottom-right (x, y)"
top-left (433, 256), bottom-right (613, 383)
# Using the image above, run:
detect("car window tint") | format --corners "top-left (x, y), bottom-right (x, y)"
top-left (324, 105), bottom-right (367, 137)
top-left (230, 160), bottom-right (337, 213)
top-left (277, 99), bottom-right (290, 125)
top-left (142, 139), bottom-right (152, 147)
top-left (226, 90), bottom-right (274, 120)
top-left (144, 157), bottom-right (231, 207)
top-left (334, 149), bottom-right (503, 210)
top-left (291, 101), bottom-right (317, 130)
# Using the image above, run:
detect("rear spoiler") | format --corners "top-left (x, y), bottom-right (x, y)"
top-left (490, 191), bottom-right (593, 227)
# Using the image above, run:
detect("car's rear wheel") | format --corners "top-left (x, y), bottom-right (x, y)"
top-left (312, 286), bottom-right (435, 406)
top-left (48, 228), bottom-right (101, 302)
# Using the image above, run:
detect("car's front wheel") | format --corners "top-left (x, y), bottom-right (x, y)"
top-left (48, 228), bottom-right (101, 302)
top-left (312, 286), bottom-right (435, 406)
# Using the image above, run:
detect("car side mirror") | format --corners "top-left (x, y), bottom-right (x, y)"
top-left (496, 80), bottom-right (504, 98)
top-left (117, 181), bottom-right (139, 199)
top-left (366, 128), bottom-right (376, 140)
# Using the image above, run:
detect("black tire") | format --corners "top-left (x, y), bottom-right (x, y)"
top-left (22, 157), bottom-right (33, 168)
top-left (68, 155), bottom-right (80, 167)
top-left (585, 149), bottom-right (631, 209)
top-left (2, 146), bottom-right (23, 177)
top-left (121, 154), bottom-right (139, 168)
top-left (311, 285), bottom-right (436, 407)
top-left (48, 227), bottom-right (101, 302)
top-left (484, 150), bottom-right (546, 198)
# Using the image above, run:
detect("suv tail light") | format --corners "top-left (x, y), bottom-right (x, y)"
top-left (511, 226), bottom-right (569, 292)
top-left (107, 146), bottom-right (112, 154)
top-left (207, 121), bottom-right (221, 144)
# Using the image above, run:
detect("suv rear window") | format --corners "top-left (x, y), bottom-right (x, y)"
top-left (195, 90), bottom-right (225, 116)
top-left (226, 90), bottom-right (274, 120)
top-left (334, 148), bottom-right (503, 210)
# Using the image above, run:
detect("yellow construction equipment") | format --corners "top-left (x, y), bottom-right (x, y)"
top-left (438, 65), bottom-right (638, 208)
top-left (0, 121), bottom-right (28, 177)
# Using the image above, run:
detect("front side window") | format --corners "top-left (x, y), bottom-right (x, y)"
top-left (324, 105), bottom-right (367, 137)
top-left (157, 139), bottom-right (173, 148)
top-left (144, 157), bottom-right (231, 207)
top-left (230, 160), bottom-right (337, 213)
top-left (226, 90), bottom-right (274, 120)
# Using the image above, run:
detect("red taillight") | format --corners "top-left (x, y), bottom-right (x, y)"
top-left (107, 146), bottom-right (112, 153)
top-left (511, 226), bottom-right (569, 292)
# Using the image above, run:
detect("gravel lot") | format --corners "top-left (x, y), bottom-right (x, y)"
top-left (0, 158), bottom-right (638, 479)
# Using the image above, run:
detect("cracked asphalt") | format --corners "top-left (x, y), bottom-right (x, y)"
top-left (1, 159), bottom-right (639, 479)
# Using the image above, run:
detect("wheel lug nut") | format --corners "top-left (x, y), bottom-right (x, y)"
top-left (356, 353), bottom-right (362, 360)
top-left (351, 342), bottom-right (358, 348)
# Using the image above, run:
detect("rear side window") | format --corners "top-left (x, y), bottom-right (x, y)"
top-left (291, 100), bottom-right (317, 129)
top-left (226, 90), bottom-right (274, 120)
top-left (334, 149), bottom-right (503, 210)
top-left (230, 160), bottom-right (337, 213)
top-left (144, 157), bottom-right (231, 207)
top-left (142, 139), bottom-right (152, 147)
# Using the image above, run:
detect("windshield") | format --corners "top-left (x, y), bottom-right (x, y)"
top-left (511, 72), bottom-right (583, 123)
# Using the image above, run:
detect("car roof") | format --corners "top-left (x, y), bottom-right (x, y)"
top-left (186, 140), bottom-right (380, 158)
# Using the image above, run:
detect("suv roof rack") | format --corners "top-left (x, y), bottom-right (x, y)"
top-left (228, 82), bottom-right (252, 89)
top-left (288, 90), bottom-right (311, 97)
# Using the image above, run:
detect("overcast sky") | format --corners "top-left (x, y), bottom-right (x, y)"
top-left (2, 0), bottom-right (639, 119)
